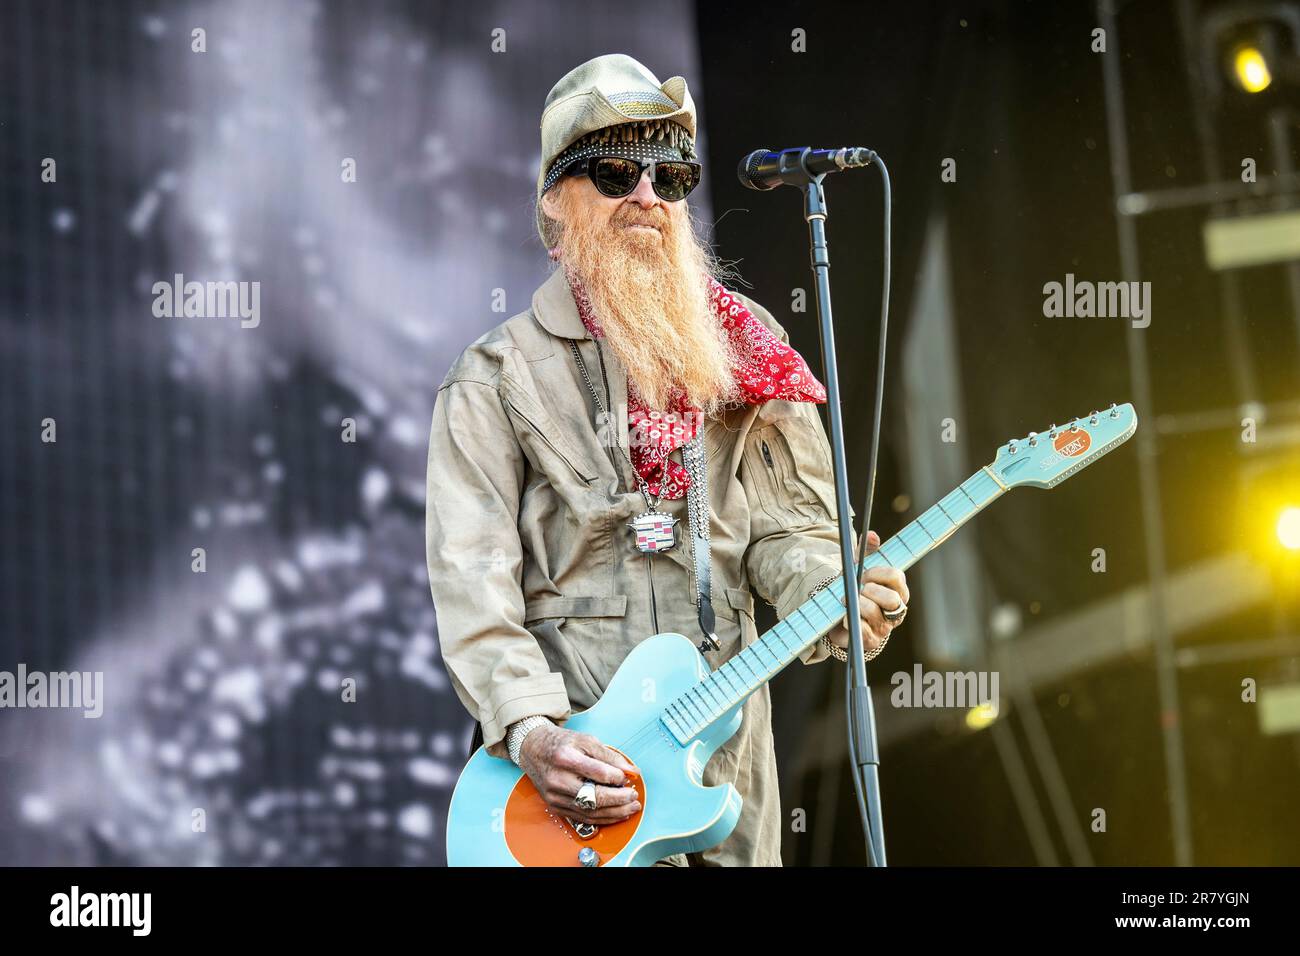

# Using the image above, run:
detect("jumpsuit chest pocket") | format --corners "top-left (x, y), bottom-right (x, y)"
top-left (500, 376), bottom-right (598, 484)
top-left (746, 413), bottom-right (840, 524)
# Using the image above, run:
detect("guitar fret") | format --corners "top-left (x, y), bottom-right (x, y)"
top-left (697, 681), bottom-right (723, 711)
top-left (877, 540), bottom-right (903, 567)
top-left (716, 662), bottom-right (742, 697)
top-left (700, 677), bottom-right (718, 708)
top-left (683, 692), bottom-right (709, 725)
top-left (770, 624), bottom-right (795, 653)
top-left (733, 655), bottom-right (758, 694)
top-left (785, 608), bottom-right (806, 639)
top-left (812, 600), bottom-right (834, 630)
top-left (691, 686), bottom-right (718, 719)
top-left (815, 591), bottom-right (841, 623)
top-left (727, 659), bottom-right (753, 694)
top-left (788, 609), bottom-right (816, 657)
top-left (914, 516), bottom-right (939, 542)
top-left (668, 702), bottom-right (690, 731)
top-left (912, 524), bottom-right (930, 549)
top-left (769, 634), bottom-right (790, 665)
top-left (789, 618), bottom-right (809, 653)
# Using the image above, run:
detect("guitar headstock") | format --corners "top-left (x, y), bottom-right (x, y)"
top-left (988, 402), bottom-right (1137, 490)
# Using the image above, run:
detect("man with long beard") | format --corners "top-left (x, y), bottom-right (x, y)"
top-left (426, 53), bottom-right (909, 866)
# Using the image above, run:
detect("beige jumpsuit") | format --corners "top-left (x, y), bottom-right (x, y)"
top-left (425, 267), bottom-right (855, 865)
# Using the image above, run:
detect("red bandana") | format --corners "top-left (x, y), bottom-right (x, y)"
top-left (567, 272), bottom-right (827, 500)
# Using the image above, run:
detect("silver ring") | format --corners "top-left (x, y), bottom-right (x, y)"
top-left (574, 780), bottom-right (598, 811)
top-left (882, 602), bottom-right (908, 625)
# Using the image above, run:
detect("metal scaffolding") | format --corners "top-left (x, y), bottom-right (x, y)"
top-left (1097, 0), bottom-right (1300, 866)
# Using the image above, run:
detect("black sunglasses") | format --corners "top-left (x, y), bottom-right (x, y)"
top-left (564, 155), bottom-right (702, 202)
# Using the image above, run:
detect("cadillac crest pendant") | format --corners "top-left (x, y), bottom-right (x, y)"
top-left (628, 511), bottom-right (677, 553)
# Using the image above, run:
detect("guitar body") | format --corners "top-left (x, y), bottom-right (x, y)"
top-left (446, 632), bottom-right (745, 867)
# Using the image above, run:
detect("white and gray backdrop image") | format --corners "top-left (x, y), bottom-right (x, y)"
top-left (0, 0), bottom-right (708, 866)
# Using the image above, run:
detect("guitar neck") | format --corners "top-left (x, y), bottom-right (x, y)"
top-left (659, 465), bottom-right (1008, 746)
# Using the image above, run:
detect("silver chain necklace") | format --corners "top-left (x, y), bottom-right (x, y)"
top-left (568, 338), bottom-right (683, 554)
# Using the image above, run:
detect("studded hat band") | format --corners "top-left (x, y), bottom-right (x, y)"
top-left (542, 118), bottom-right (695, 195)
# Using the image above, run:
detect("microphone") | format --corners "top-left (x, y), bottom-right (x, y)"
top-left (737, 146), bottom-right (877, 191)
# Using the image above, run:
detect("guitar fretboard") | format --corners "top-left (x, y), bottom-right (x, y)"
top-left (659, 465), bottom-right (1007, 746)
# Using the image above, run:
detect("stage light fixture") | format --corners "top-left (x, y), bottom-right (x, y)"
top-left (1236, 456), bottom-right (1300, 570)
top-left (1278, 506), bottom-right (1300, 551)
top-left (1198, 5), bottom-right (1300, 102)
top-left (1231, 43), bottom-right (1273, 91)
top-left (964, 700), bottom-right (999, 731)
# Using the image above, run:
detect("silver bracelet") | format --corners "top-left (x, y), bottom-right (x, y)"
top-left (820, 631), bottom-right (891, 663)
top-left (506, 715), bottom-right (554, 767)
top-left (808, 573), bottom-right (841, 599)
top-left (809, 573), bottom-right (890, 663)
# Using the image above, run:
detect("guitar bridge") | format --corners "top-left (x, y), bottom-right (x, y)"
top-left (565, 817), bottom-right (599, 840)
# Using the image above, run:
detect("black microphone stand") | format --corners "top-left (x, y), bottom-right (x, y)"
top-left (796, 148), bottom-right (891, 867)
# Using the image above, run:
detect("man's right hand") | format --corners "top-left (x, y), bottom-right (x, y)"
top-left (518, 723), bottom-right (641, 827)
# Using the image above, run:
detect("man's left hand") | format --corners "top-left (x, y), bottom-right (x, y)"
top-left (823, 530), bottom-right (910, 657)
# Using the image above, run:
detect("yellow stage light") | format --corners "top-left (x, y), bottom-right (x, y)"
top-left (965, 700), bottom-right (999, 731)
top-left (1233, 45), bottom-right (1272, 92)
top-left (1278, 507), bottom-right (1300, 551)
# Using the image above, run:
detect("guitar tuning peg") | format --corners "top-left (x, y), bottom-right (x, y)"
top-left (1069, 419), bottom-right (1080, 432)
top-left (1027, 431), bottom-right (1038, 447)
top-left (1089, 410), bottom-right (1099, 425)
top-left (1048, 423), bottom-right (1057, 439)
top-left (1008, 438), bottom-right (1019, 454)
top-left (1109, 402), bottom-right (1119, 418)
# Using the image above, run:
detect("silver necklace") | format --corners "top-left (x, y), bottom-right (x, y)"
top-left (568, 339), bottom-right (681, 554)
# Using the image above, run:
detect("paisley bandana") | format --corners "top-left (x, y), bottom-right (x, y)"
top-left (567, 272), bottom-right (827, 500)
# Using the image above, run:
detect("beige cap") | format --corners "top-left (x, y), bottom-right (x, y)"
top-left (535, 53), bottom-right (697, 248)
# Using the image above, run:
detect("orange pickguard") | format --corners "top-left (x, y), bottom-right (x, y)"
top-left (503, 751), bottom-right (646, 867)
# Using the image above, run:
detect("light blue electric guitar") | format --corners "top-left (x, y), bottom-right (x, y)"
top-left (446, 403), bottom-right (1138, 866)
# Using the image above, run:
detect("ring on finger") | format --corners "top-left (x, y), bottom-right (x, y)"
top-left (882, 601), bottom-right (908, 625)
top-left (574, 780), bottom-right (598, 811)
